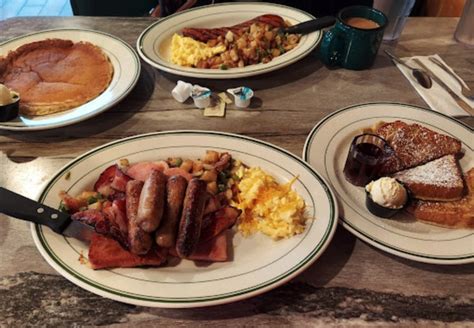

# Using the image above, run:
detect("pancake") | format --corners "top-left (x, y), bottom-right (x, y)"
top-left (0, 39), bottom-right (114, 116)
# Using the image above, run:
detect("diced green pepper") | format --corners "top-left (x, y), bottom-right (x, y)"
top-left (87, 196), bottom-right (98, 205)
top-left (218, 184), bottom-right (226, 193)
top-left (58, 201), bottom-right (69, 213)
top-left (169, 157), bottom-right (183, 167)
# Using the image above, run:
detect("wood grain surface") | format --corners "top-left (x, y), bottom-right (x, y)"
top-left (0, 16), bottom-right (473, 327)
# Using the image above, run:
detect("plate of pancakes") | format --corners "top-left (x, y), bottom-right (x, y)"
top-left (303, 103), bottom-right (473, 265)
top-left (0, 29), bottom-right (140, 131)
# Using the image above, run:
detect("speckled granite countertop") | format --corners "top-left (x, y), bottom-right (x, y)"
top-left (1, 16), bottom-right (473, 327)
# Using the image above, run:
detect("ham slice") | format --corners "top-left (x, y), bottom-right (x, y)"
top-left (168, 231), bottom-right (230, 262)
top-left (88, 234), bottom-right (167, 270)
top-left (188, 232), bottom-right (229, 262)
top-left (126, 161), bottom-right (169, 181)
top-left (163, 167), bottom-right (193, 181)
top-left (200, 206), bottom-right (240, 242)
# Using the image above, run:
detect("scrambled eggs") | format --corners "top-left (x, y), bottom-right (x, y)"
top-left (170, 34), bottom-right (226, 67)
top-left (233, 167), bottom-right (308, 240)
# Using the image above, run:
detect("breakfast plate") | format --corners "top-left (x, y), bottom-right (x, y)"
top-left (137, 3), bottom-right (322, 79)
top-left (32, 131), bottom-right (338, 307)
top-left (0, 29), bottom-right (140, 131)
top-left (303, 103), bottom-right (474, 265)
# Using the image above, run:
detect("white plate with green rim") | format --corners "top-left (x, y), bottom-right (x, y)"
top-left (0, 29), bottom-right (140, 131)
top-left (137, 3), bottom-right (321, 79)
top-left (303, 103), bottom-right (474, 265)
top-left (31, 131), bottom-right (338, 307)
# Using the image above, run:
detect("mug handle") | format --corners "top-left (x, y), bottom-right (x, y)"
top-left (319, 28), bottom-right (346, 67)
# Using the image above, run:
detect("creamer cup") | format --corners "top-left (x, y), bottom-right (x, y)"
top-left (172, 80), bottom-right (193, 103)
top-left (227, 87), bottom-right (254, 108)
top-left (191, 85), bottom-right (211, 108)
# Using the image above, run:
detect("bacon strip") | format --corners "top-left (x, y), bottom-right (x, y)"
top-left (94, 165), bottom-right (131, 196)
top-left (182, 14), bottom-right (285, 43)
top-left (72, 209), bottom-right (129, 249)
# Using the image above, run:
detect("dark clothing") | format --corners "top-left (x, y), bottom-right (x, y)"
top-left (264, 0), bottom-right (374, 17)
top-left (70, 0), bottom-right (156, 16)
top-left (70, 0), bottom-right (374, 17)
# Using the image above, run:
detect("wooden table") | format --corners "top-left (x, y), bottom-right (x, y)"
top-left (0, 16), bottom-right (473, 327)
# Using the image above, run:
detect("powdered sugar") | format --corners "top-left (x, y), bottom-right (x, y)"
top-left (377, 121), bottom-right (462, 173)
top-left (393, 155), bottom-right (463, 188)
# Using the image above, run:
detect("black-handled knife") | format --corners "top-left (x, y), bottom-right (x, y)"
top-left (0, 187), bottom-right (95, 242)
top-left (279, 16), bottom-right (336, 35)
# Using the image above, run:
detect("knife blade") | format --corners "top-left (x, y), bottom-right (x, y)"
top-left (413, 58), bottom-right (474, 116)
top-left (0, 187), bottom-right (95, 242)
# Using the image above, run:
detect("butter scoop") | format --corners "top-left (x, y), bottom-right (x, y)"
top-left (366, 177), bottom-right (407, 209)
top-left (0, 84), bottom-right (20, 122)
top-left (0, 84), bottom-right (18, 106)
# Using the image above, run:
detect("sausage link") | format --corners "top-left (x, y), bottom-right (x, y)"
top-left (175, 179), bottom-right (208, 258)
top-left (126, 180), bottom-right (152, 255)
top-left (155, 175), bottom-right (188, 248)
top-left (136, 170), bottom-right (166, 232)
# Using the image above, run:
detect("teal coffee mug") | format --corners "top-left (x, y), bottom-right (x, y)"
top-left (320, 6), bottom-right (387, 70)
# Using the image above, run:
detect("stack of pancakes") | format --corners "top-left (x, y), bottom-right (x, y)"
top-left (371, 121), bottom-right (473, 229)
top-left (0, 39), bottom-right (113, 116)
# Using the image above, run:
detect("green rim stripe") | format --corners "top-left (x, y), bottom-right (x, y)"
top-left (38, 219), bottom-right (333, 302)
top-left (35, 131), bottom-right (337, 303)
top-left (303, 102), bottom-right (473, 261)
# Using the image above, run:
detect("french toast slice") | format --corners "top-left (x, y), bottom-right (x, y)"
top-left (392, 155), bottom-right (465, 201)
top-left (374, 121), bottom-right (462, 174)
top-left (409, 168), bottom-right (474, 229)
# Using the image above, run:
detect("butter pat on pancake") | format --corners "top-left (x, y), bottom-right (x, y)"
top-left (0, 39), bottom-right (114, 116)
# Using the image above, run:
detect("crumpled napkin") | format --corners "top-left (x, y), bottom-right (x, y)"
top-left (395, 54), bottom-right (474, 116)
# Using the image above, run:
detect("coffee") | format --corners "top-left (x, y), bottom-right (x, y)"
top-left (345, 17), bottom-right (380, 29)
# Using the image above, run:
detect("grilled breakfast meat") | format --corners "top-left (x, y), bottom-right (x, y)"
top-left (176, 179), bottom-right (209, 258)
top-left (71, 209), bottom-right (129, 249)
top-left (155, 175), bottom-right (188, 248)
top-left (374, 121), bottom-right (462, 174)
top-left (392, 155), bottom-right (466, 201)
top-left (89, 234), bottom-right (167, 270)
top-left (61, 151), bottom-right (243, 268)
top-left (409, 168), bottom-right (474, 228)
top-left (176, 14), bottom-right (300, 69)
top-left (137, 170), bottom-right (167, 232)
top-left (182, 14), bottom-right (285, 43)
top-left (126, 180), bottom-right (153, 255)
